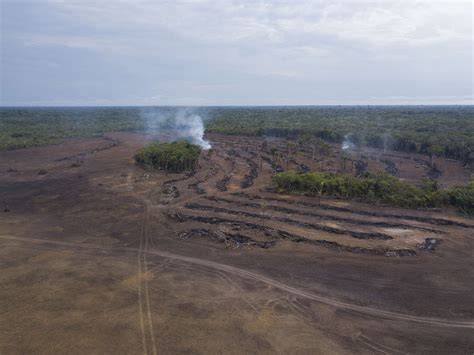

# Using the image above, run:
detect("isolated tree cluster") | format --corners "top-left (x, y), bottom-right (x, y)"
top-left (134, 140), bottom-right (201, 173)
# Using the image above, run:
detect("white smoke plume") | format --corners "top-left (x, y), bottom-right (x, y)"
top-left (342, 134), bottom-right (355, 150)
top-left (141, 108), bottom-right (211, 150)
top-left (174, 112), bottom-right (211, 150)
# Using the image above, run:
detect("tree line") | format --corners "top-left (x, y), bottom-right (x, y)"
top-left (2, 106), bottom-right (473, 166)
top-left (272, 170), bottom-right (474, 215)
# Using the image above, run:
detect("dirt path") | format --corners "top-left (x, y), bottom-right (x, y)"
top-left (136, 205), bottom-right (148, 354)
top-left (142, 201), bottom-right (157, 355)
top-left (1, 234), bottom-right (473, 330)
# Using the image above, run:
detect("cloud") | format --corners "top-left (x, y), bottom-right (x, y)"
top-left (1, 0), bottom-right (472, 105)
top-left (35, 1), bottom-right (472, 49)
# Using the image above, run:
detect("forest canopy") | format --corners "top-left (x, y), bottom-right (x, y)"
top-left (134, 140), bottom-right (201, 173)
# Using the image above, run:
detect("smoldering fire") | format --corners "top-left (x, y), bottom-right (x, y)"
top-left (142, 108), bottom-right (211, 150)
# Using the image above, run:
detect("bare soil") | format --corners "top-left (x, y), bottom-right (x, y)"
top-left (1, 132), bottom-right (473, 354)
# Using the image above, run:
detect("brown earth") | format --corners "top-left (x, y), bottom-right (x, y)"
top-left (0, 132), bottom-right (473, 354)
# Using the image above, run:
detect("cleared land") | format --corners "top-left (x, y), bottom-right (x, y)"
top-left (1, 131), bottom-right (473, 353)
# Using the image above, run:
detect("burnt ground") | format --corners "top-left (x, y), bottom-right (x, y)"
top-left (0, 132), bottom-right (473, 354)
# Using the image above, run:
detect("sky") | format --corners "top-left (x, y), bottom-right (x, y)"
top-left (0, 0), bottom-right (472, 106)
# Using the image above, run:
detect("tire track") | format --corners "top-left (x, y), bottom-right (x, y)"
top-left (354, 333), bottom-right (406, 355)
top-left (357, 334), bottom-right (406, 355)
top-left (137, 204), bottom-right (148, 355)
top-left (130, 170), bottom-right (150, 355)
top-left (1, 234), bottom-right (473, 329)
top-left (142, 202), bottom-right (157, 355)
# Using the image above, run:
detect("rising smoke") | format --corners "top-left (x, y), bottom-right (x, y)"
top-left (342, 134), bottom-right (355, 150)
top-left (141, 108), bottom-right (211, 150)
top-left (175, 112), bottom-right (211, 149)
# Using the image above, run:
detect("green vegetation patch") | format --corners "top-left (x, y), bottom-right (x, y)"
top-left (272, 171), bottom-right (474, 215)
top-left (134, 140), bottom-right (201, 173)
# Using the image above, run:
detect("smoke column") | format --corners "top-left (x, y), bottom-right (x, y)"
top-left (141, 108), bottom-right (211, 150)
top-left (342, 134), bottom-right (355, 150)
top-left (175, 112), bottom-right (211, 150)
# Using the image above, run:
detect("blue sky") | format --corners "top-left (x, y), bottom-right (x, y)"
top-left (1, 0), bottom-right (472, 106)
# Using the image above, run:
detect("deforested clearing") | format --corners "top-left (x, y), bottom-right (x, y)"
top-left (1, 106), bottom-right (473, 353)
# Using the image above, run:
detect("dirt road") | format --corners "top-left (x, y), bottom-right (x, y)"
top-left (1, 234), bottom-right (472, 330)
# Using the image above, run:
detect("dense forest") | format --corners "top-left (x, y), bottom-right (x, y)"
top-left (1, 106), bottom-right (473, 165)
top-left (272, 171), bottom-right (474, 215)
top-left (134, 140), bottom-right (201, 173)
top-left (0, 107), bottom-right (145, 150)
top-left (206, 106), bottom-right (474, 164)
